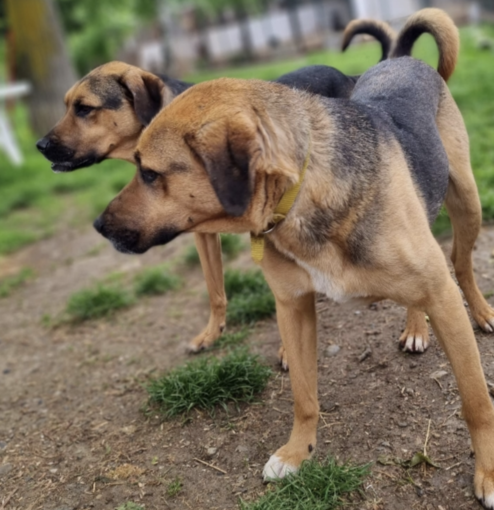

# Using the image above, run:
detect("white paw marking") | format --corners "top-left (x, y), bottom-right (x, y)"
top-left (402, 334), bottom-right (427, 353)
top-left (484, 492), bottom-right (494, 509)
top-left (483, 321), bottom-right (494, 333)
top-left (262, 455), bottom-right (298, 481)
top-left (477, 490), bottom-right (494, 509)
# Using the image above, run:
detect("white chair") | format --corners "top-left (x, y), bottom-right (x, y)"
top-left (0, 82), bottom-right (31, 166)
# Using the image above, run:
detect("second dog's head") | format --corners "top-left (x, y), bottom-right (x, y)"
top-left (36, 62), bottom-right (171, 172)
top-left (94, 78), bottom-right (309, 254)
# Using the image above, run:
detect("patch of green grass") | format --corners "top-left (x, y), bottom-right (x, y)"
top-left (240, 457), bottom-right (369, 510)
top-left (224, 269), bottom-right (276, 325)
top-left (146, 348), bottom-right (272, 418)
top-left (66, 284), bottom-right (134, 322)
top-left (0, 103), bottom-right (134, 253)
top-left (227, 292), bottom-right (276, 326)
top-left (134, 266), bottom-right (182, 296)
top-left (221, 234), bottom-right (244, 259)
top-left (0, 230), bottom-right (38, 255)
top-left (184, 244), bottom-right (201, 266)
top-left (214, 328), bottom-right (252, 349)
top-left (0, 268), bottom-right (34, 298)
top-left (166, 477), bottom-right (183, 497)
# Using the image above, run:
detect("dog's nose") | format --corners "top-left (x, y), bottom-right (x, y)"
top-left (93, 216), bottom-right (105, 235)
top-left (36, 137), bottom-right (50, 153)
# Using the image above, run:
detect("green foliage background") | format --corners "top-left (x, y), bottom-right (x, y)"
top-left (54, 0), bottom-right (157, 75)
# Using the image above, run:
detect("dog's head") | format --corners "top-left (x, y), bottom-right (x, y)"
top-left (36, 61), bottom-right (171, 172)
top-left (94, 78), bottom-right (307, 254)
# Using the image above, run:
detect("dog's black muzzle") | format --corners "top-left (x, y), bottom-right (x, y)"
top-left (93, 215), bottom-right (180, 254)
top-left (36, 136), bottom-right (100, 172)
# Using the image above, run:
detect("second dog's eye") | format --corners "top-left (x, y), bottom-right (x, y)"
top-left (141, 169), bottom-right (159, 184)
top-left (75, 104), bottom-right (95, 118)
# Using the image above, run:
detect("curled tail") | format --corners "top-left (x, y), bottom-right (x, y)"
top-left (392, 8), bottom-right (459, 81)
top-left (341, 19), bottom-right (397, 61)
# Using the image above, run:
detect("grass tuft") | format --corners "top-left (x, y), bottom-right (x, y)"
top-left (0, 268), bottom-right (33, 298)
top-left (146, 348), bottom-right (271, 418)
top-left (166, 477), bottom-right (183, 497)
top-left (224, 269), bottom-right (275, 325)
top-left (214, 328), bottom-right (251, 349)
top-left (221, 234), bottom-right (244, 259)
top-left (240, 457), bottom-right (369, 510)
top-left (66, 285), bottom-right (134, 322)
top-left (134, 266), bottom-right (182, 296)
top-left (184, 244), bottom-right (201, 266)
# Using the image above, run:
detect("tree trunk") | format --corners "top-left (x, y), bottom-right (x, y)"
top-left (6, 0), bottom-right (77, 135)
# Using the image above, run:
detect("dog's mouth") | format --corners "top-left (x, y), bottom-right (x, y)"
top-left (51, 155), bottom-right (102, 173)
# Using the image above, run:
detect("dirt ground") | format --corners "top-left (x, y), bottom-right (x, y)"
top-left (2, 224), bottom-right (494, 510)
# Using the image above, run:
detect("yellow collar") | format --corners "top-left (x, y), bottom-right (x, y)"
top-left (250, 139), bottom-right (311, 264)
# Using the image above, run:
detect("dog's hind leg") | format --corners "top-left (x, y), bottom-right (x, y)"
top-left (437, 87), bottom-right (494, 332)
top-left (400, 307), bottom-right (430, 353)
top-left (187, 233), bottom-right (227, 352)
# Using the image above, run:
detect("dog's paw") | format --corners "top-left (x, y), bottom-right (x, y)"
top-left (187, 321), bottom-right (226, 353)
top-left (262, 455), bottom-right (298, 481)
top-left (475, 468), bottom-right (494, 508)
top-left (399, 332), bottom-right (429, 353)
top-left (473, 305), bottom-right (494, 334)
top-left (277, 345), bottom-right (289, 371)
top-left (399, 310), bottom-right (430, 354)
top-left (262, 441), bottom-right (315, 482)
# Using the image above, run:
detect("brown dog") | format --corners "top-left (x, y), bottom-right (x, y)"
top-left (38, 9), bottom-right (488, 360)
top-left (35, 21), bottom-right (394, 363)
top-left (94, 27), bottom-right (494, 507)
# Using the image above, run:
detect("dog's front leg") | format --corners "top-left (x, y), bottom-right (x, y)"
top-left (261, 244), bottom-right (318, 480)
top-left (188, 233), bottom-right (227, 352)
top-left (426, 272), bottom-right (494, 508)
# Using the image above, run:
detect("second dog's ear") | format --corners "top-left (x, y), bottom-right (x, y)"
top-left (118, 70), bottom-right (166, 126)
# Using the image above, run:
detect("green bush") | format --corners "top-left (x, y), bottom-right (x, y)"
top-left (66, 285), bottom-right (134, 322)
top-left (146, 348), bottom-right (272, 418)
top-left (184, 244), bottom-right (201, 266)
top-left (221, 234), bottom-right (244, 259)
top-left (214, 328), bottom-right (251, 349)
top-left (134, 266), bottom-right (182, 296)
top-left (0, 268), bottom-right (33, 298)
top-left (224, 269), bottom-right (276, 325)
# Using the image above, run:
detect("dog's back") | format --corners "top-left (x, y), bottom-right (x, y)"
top-left (351, 57), bottom-right (450, 222)
top-left (275, 65), bottom-right (357, 99)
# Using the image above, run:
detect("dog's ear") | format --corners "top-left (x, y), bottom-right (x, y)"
top-left (184, 113), bottom-right (300, 217)
top-left (118, 70), bottom-right (166, 126)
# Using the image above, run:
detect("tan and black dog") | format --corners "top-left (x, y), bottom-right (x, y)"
top-left (37, 9), bottom-right (487, 360)
top-left (94, 21), bottom-right (494, 508)
top-left (34, 19), bottom-right (394, 363)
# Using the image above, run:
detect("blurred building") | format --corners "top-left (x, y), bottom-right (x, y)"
top-left (120, 0), bottom-right (486, 76)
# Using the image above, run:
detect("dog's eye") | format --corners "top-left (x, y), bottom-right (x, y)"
top-left (75, 104), bottom-right (95, 118)
top-left (141, 169), bottom-right (160, 184)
